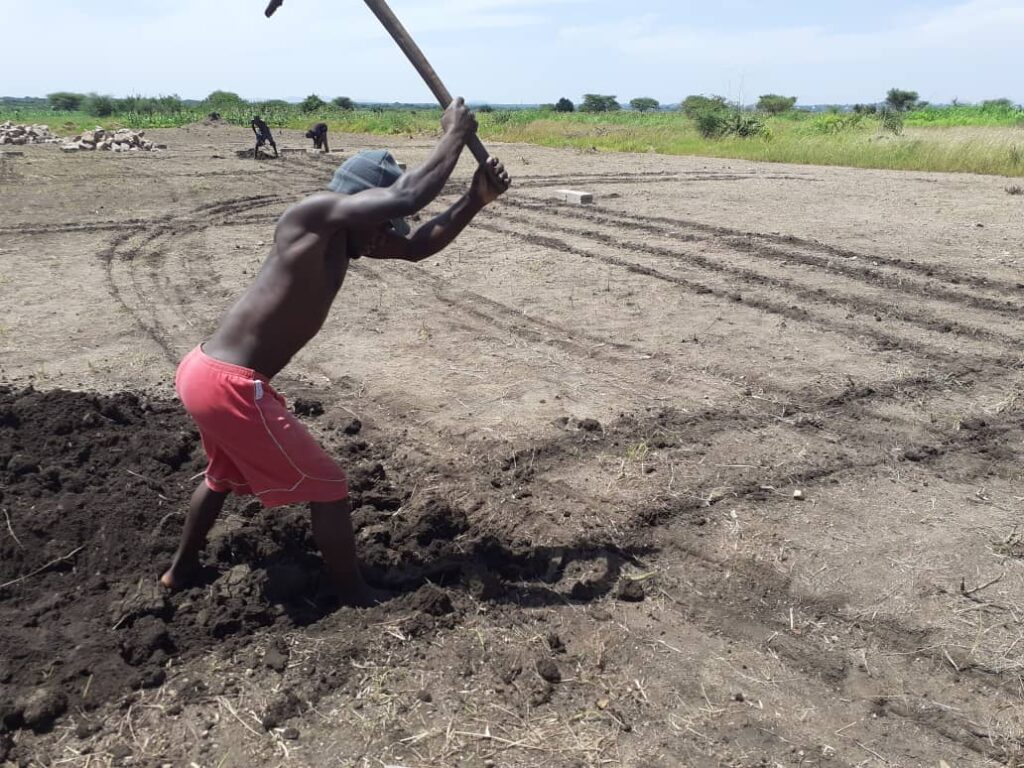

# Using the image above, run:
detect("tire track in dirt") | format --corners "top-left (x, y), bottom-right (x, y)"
top-left (545, 200), bottom-right (1024, 299)
top-left (490, 366), bottom-right (1024, 537)
top-left (477, 216), bottom-right (1018, 370)
top-left (518, 200), bottom-right (1024, 319)
top-left (649, 542), bottom-right (1024, 764)
top-left (0, 220), bottom-right (153, 237)
top-left (501, 204), bottom-right (1024, 351)
top-left (513, 170), bottom-right (818, 187)
top-left (98, 229), bottom-right (180, 363)
top-left (98, 192), bottom-right (310, 365)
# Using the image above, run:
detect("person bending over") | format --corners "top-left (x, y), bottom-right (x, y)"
top-left (306, 122), bottom-right (329, 152)
top-left (163, 99), bottom-right (510, 606)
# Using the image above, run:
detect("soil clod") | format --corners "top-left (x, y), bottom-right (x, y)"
top-left (264, 643), bottom-right (290, 673)
top-left (535, 657), bottom-right (562, 683)
top-left (293, 398), bottom-right (324, 417)
top-left (17, 688), bottom-right (67, 733)
top-left (616, 578), bottom-right (646, 602)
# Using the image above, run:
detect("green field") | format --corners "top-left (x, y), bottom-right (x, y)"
top-left (4, 102), bottom-right (1023, 177)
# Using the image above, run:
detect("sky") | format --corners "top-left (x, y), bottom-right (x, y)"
top-left (3, 0), bottom-right (1021, 105)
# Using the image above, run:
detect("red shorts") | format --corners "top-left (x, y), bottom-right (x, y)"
top-left (175, 346), bottom-right (348, 507)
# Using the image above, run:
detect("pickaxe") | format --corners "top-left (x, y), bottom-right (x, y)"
top-left (264, 0), bottom-right (493, 169)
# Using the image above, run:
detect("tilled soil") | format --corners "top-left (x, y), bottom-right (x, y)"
top-left (0, 386), bottom-right (643, 763)
top-left (1, 124), bottom-right (1023, 767)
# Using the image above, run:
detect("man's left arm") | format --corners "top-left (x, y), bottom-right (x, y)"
top-left (368, 157), bottom-right (510, 262)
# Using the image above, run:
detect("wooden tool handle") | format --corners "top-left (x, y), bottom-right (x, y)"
top-left (362, 0), bottom-right (490, 166)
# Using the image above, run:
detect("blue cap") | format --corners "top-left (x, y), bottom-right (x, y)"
top-left (328, 150), bottom-right (410, 235)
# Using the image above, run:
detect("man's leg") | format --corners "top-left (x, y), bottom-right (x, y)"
top-left (161, 482), bottom-right (229, 588)
top-left (310, 497), bottom-right (388, 606)
top-left (254, 137), bottom-right (261, 160)
top-left (270, 139), bottom-right (279, 158)
top-left (323, 134), bottom-right (329, 153)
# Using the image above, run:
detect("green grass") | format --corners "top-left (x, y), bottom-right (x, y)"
top-left (905, 104), bottom-right (1024, 127)
top-left (4, 104), bottom-right (1023, 177)
top-left (491, 113), bottom-right (1024, 176)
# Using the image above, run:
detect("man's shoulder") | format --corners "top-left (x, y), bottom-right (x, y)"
top-left (278, 192), bottom-right (342, 233)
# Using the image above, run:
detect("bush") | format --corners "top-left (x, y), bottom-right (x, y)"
top-left (681, 94), bottom-right (728, 118)
top-left (694, 108), bottom-right (764, 139)
top-left (155, 95), bottom-right (184, 113)
top-left (83, 94), bottom-right (115, 117)
top-left (885, 88), bottom-right (919, 113)
top-left (879, 108), bottom-right (905, 135)
top-left (477, 104), bottom-right (495, 113)
top-left (756, 94), bottom-right (797, 114)
top-left (332, 96), bottom-right (355, 110)
top-left (805, 112), bottom-right (867, 134)
top-left (580, 94), bottom-right (620, 112)
top-left (301, 94), bottom-right (326, 113)
top-left (853, 103), bottom-right (878, 115)
top-left (203, 90), bottom-right (247, 113)
top-left (554, 97), bottom-right (575, 113)
top-left (47, 92), bottom-right (85, 111)
top-left (981, 98), bottom-right (1015, 110)
top-left (630, 97), bottom-right (660, 113)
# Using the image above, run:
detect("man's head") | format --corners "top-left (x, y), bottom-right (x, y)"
top-left (328, 150), bottom-right (410, 235)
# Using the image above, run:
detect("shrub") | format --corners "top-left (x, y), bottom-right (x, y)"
top-left (756, 94), bottom-right (797, 114)
top-left (477, 104), bottom-right (495, 113)
top-left (83, 94), bottom-right (115, 117)
top-left (879, 108), bottom-right (905, 135)
top-left (695, 108), bottom-right (764, 139)
top-left (47, 92), bottom-right (85, 111)
top-left (301, 94), bottom-right (326, 113)
top-left (203, 90), bottom-right (247, 113)
top-left (806, 112), bottom-right (867, 134)
top-left (885, 88), bottom-right (919, 113)
top-left (981, 98), bottom-right (1015, 110)
top-left (852, 103), bottom-right (878, 115)
top-left (155, 95), bottom-right (184, 113)
top-left (630, 97), bottom-right (660, 113)
top-left (332, 96), bottom-right (355, 110)
top-left (681, 94), bottom-right (728, 118)
top-left (580, 94), bottom-right (620, 112)
top-left (554, 97), bottom-right (575, 113)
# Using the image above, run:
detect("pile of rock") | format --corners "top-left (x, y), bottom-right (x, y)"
top-left (0, 122), bottom-right (62, 145)
top-left (61, 127), bottom-right (164, 153)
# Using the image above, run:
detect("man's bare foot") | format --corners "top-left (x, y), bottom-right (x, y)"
top-left (160, 560), bottom-right (199, 590)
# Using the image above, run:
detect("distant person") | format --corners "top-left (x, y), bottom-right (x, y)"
top-left (162, 99), bottom-right (510, 606)
top-left (250, 115), bottom-right (278, 159)
top-left (306, 122), bottom-right (330, 152)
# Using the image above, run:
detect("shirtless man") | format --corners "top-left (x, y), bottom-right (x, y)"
top-left (162, 98), bottom-right (510, 605)
top-left (306, 122), bottom-right (330, 152)
top-left (251, 115), bottom-right (278, 159)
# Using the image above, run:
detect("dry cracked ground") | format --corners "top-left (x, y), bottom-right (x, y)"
top-left (1, 122), bottom-right (1023, 768)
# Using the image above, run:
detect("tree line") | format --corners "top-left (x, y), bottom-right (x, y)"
top-left (43, 90), bottom-right (357, 117)
top-left (37, 88), bottom-right (1021, 119)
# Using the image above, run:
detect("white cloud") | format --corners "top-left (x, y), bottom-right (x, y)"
top-left (559, 0), bottom-right (1024, 70)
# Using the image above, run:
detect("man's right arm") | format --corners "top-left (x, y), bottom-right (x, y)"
top-left (280, 98), bottom-right (478, 241)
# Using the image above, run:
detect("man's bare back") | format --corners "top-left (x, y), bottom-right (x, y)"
top-left (205, 100), bottom-right (508, 379)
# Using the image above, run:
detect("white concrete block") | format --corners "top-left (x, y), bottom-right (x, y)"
top-left (555, 189), bottom-right (594, 204)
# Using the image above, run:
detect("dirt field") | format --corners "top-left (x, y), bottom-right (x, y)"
top-left (1, 122), bottom-right (1023, 768)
